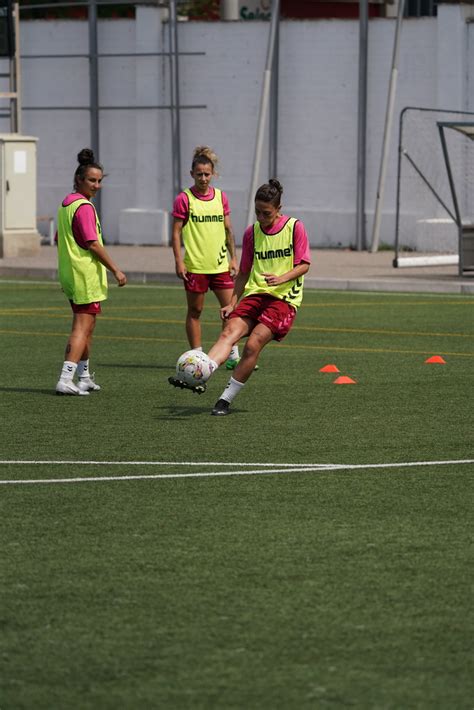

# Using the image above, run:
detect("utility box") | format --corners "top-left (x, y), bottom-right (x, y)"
top-left (0, 134), bottom-right (41, 258)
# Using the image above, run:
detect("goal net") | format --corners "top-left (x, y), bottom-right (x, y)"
top-left (394, 107), bottom-right (474, 274)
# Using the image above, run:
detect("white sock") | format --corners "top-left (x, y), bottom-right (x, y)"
top-left (220, 376), bottom-right (245, 404)
top-left (77, 359), bottom-right (89, 379)
top-left (195, 346), bottom-right (203, 351)
top-left (60, 360), bottom-right (77, 381)
top-left (209, 359), bottom-right (219, 374)
top-left (229, 345), bottom-right (239, 360)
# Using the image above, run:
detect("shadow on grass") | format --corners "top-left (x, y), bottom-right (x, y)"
top-left (154, 404), bottom-right (245, 419)
top-left (98, 362), bottom-right (173, 371)
top-left (0, 386), bottom-right (59, 396)
top-left (154, 403), bottom-right (210, 419)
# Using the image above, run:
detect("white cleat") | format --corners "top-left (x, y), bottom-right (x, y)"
top-left (78, 374), bottom-right (101, 392)
top-left (56, 379), bottom-right (90, 396)
top-left (168, 376), bottom-right (206, 394)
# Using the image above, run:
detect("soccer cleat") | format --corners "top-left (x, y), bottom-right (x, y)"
top-left (56, 379), bottom-right (90, 396)
top-left (78, 373), bottom-right (101, 392)
top-left (225, 357), bottom-right (239, 370)
top-left (225, 357), bottom-right (259, 371)
top-left (168, 376), bottom-right (206, 394)
top-left (211, 398), bottom-right (231, 416)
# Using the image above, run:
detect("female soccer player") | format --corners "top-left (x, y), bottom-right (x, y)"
top-left (169, 179), bottom-right (311, 415)
top-left (55, 148), bottom-right (127, 395)
top-left (171, 145), bottom-right (241, 369)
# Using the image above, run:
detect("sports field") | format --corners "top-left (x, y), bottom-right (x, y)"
top-left (1, 279), bottom-right (472, 708)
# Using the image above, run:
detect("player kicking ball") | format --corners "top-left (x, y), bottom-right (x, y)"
top-left (169, 178), bottom-right (311, 415)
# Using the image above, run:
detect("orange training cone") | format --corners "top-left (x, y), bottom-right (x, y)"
top-left (333, 375), bottom-right (357, 384)
top-left (425, 355), bottom-right (446, 364)
top-left (319, 364), bottom-right (340, 373)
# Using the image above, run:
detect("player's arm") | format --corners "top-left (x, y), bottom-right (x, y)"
top-left (171, 217), bottom-right (188, 281)
top-left (263, 261), bottom-right (309, 287)
top-left (88, 241), bottom-right (127, 286)
top-left (224, 214), bottom-right (238, 277)
top-left (220, 269), bottom-right (249, 319)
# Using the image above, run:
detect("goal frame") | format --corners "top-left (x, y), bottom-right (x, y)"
top-left (393, 107), bottom-right (474, 276)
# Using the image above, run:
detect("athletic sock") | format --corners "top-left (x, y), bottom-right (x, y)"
top-left (209, 359), bottom-right (219, 374)
top-left (195, 346), bottom-right (203, 351)
top-left (229, 345), bottom-right (239, 360)
top-left (77, 359), bottom-right (90, 379)
top-left (59, 360), bottom-right (77, 382)
top-left (220, 376), bottom-right (245, 404)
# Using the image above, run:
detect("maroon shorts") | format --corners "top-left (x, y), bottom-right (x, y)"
top-left (70, 300), bottom-right (102, 315)
top-left (229, 294), bottom-right (297, 341)
top-left (184, 271), bottom-right (234, 294)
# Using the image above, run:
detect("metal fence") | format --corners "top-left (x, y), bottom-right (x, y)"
top-left (16, 0), bottom-right (205, 211)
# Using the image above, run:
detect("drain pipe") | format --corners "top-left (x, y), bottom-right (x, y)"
top-left (246, 0), bottom-right (280, 226)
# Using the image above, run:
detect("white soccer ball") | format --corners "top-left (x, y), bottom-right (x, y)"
top-left (176, 349), bottom-right (213, 386)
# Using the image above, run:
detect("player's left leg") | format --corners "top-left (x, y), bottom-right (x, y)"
top-left (211, 323), bottom-right (272, 416)
top-left (233, 324), bottom-right (272, 381)
top-left (214, 286), bottom-right (240, 368)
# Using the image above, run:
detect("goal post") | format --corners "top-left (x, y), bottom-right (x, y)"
top-left (394, 107), bottom-right (474, 276)
top-left (438, 122), bottom-right (474, 275)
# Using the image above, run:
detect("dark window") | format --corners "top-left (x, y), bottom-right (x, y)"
top-left (0, 0), bottom-right (14, 57)
top-left (405, 0), bottom-right (437, 17)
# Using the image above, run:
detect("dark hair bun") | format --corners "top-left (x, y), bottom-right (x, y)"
top-left (77, 148), bottom-right (95, 165)
top-left (269, 178), bottom-right (283, 194)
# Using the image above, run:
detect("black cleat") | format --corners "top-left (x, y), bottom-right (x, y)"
top-left (168, 376), bottom-right (206, 394)
top-left (211, 398), bottom-right (231, 416)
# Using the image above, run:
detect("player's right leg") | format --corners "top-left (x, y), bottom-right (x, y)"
top-left (168, 318), bottom-right (249, 395)
top-left (214, 286), bottom-right (240, 368)
top-left (207, 316), bottom-right (251, 367)
top-left (167, 376), bottom-right (207, 394)
top-left (185, 286), bottom-right (205, 349)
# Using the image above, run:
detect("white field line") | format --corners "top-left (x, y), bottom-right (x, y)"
top-left (0, 459), bottom-right (472, 486)
top-left (0, 460), bottom-right (336, 467)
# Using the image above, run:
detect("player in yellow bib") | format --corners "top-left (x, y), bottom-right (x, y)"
top-left (55, 149), bottom-right (127, 396)
top-left (206, 179), bottom-right (310, 414)
top-left (171, 146), bottom-right (241, 368)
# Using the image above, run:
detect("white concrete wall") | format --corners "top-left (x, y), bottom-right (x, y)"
top-left (4, 5), bottom-right (473, 247)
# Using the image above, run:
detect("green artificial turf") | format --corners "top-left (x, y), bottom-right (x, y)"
top-left (0, 280), bottom-right (472, 708)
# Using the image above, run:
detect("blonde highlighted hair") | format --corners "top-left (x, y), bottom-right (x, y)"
top-left (191, 145), bottom-right (219, 176)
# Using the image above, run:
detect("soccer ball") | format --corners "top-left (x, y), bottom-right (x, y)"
top-left (176, 349), bottom-right (214, 386)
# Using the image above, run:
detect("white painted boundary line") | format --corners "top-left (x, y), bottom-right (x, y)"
top-left (0, 460), bottom-right (336, 467)
top-left (0, 459), bottom-right (472, 486)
